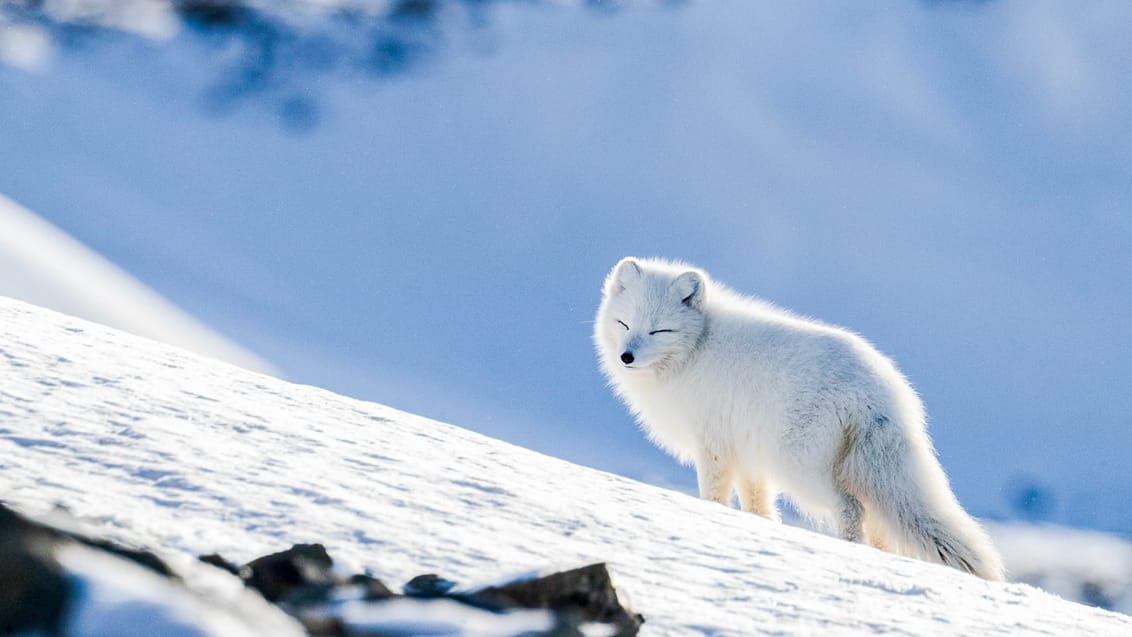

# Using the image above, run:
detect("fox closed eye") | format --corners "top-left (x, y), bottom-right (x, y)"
top-left (649, 329), bottom-right (677, 335)
top-left (616, 320), bottom-right (629, 331)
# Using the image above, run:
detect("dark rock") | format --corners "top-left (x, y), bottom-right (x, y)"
top-left (240, 543), bottom-right (334, 602)
top-left (403, 573), bottom-right (457, 597)
top-left (349, 573), bottom-right (395, 600)
top-left (471, 563), bottom-right (643, 635)
top-left (2, 505), bottom-right (307, 636)
top-left (200, 552), bottom-right (240, 575)
top-left (297, 613), bottom-right (348, 637)
top-left (0, 502), bottom-right (172, 578)
top-left (1, 502), bottom-right (185, 635)
top-left (3, 503), bottom-right (644, 637)
top-left (0, 520), bottom-right (71, 636)
top-left (72, 535), bottom-right (174, 577)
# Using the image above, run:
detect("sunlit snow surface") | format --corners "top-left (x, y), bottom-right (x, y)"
top-left (1, 297), bottom-right (1128, 635)
top-left (2, 1), bottom-right (1130, 535)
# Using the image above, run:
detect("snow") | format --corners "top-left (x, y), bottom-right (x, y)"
top-left (0, 193), bottom-right (275, 375)
top-left (2, 1), bottom-right (1130, 535)
top-left (1, 296), bottom-right (1128, 635)
top-left (987, 522), bottom-right (1132, 615)
top-left (56, 543), bottom-right (304, 637)
top-left (335, 598), bottom-right (556, 636)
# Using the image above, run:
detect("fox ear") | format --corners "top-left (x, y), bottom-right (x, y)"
top-left (671, 271), bottom-right (705, 310)
top-left (610, 258), bottom-right (643, 294)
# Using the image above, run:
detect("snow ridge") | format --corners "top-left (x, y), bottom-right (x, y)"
top-left (1, 296), bottom-right (1128, 635)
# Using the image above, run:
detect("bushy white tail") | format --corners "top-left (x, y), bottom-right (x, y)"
top-left (847, 422), bottom-right (1005, 581)
top-left (878, 493), bottom-right (1004, 581)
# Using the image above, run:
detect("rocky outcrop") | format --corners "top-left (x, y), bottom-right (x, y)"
top-left (0, 503), bottom-right (641, 636)
top-left (202, 542), bottom-right (642, 636)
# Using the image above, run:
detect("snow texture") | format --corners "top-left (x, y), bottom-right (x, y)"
top-left (1, 297), bottom-right (1128, 635)
top-left (3, 1), bottom-right (1130, 536)
top-left (336, 598), bottom-right (556, 636)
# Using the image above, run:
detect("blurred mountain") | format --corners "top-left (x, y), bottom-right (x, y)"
top-left (0, 194), bottom-right (275, 373)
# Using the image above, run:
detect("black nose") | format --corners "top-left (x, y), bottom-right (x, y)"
top-left (620, 351), bottom-right (635, 365)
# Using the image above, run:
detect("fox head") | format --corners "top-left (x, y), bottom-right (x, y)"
top-left (595, 257), bottom-right (708, 375)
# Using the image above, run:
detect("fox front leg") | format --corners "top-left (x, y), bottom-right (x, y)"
top-left (736, 478), bottom-right (780, 522)
top-left (695, 450), bottom-right (734, 507)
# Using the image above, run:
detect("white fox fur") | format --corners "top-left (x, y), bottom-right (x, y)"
top-left (594, 257), bottom-right (1004, 581)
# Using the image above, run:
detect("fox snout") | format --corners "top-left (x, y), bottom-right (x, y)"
top-left (619, 335), bottom-right (644, 367)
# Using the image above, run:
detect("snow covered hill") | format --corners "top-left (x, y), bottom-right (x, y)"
top-left (5, 1), bottom-right (1132, 535)
top-left (1, 296), bottom-right (1129, 635)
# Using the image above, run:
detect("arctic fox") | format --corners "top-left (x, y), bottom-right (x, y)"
top-left (594, 257), bottom-right (1004, 581)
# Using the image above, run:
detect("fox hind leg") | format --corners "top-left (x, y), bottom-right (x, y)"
top-left (837, 492), bottom-right (865, 543)
top-left (862, 506), bottom-right (890, 551)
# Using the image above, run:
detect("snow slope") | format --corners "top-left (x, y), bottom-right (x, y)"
top-left (2, 1), bottom-right (1131, 535)
top-left (1, 296), bottom-right (1128, 635)
top-left (0, 193), bottom-right (274, 375)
